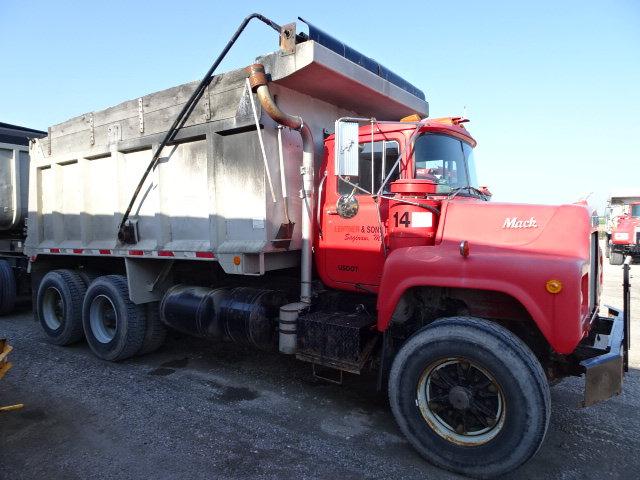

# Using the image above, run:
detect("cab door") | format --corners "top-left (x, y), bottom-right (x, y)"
top-left (317, 135), bottom-right (402, 290)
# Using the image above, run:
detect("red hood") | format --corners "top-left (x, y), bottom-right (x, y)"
top-left (437, 200), bottom-right (592, 260)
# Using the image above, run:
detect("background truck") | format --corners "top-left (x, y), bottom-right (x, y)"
top-left (0, 122), bottom-right (46, 314)
top-left (17, 14), bottom-right (628, 478)
top-left (605, 192), bottom-right (640, 265)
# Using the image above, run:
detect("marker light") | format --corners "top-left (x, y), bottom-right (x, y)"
top-left (459, 240), bottom-right (470, 258)
top-left (400, 113), bottom-right (421, 122)
top-left (233, 255), bottom-right (242, 266)
top-left (545, 279), bottom-right (563, 294)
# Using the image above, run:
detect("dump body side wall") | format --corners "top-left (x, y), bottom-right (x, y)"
top-left (25, 80), bottom-right (361, 272)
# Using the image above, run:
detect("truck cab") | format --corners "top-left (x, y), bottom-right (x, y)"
top-left (317, 117), bottom-right (603, 355)
top-left (609, 202), bottom-right (640, 265)
top-left (317, 117), bottom-right (481, 290)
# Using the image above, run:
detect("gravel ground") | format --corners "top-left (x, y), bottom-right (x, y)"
top-left (0, 255), bottom-right (638, 479)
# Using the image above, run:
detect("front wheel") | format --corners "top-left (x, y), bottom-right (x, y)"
top-left (609, 251), bottom-right (624, 266)
top-left (389, 316), bottom-right (550, 478)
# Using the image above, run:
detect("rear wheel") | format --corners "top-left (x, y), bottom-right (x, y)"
top-left (609, 251), bottom-right (624, 265)
top-left (36, 269), bottom-right (87, 345)
top-left (0, 260), bottom-right (16, 315)
top-left (138, 302), bottom-right (167, 355)
top-left (389, 316), bottom-right (550, 478)
top-left (82, 275), bottom-right (146, 361)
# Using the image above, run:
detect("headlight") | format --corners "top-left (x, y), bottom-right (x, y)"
top-left (614, 232), bottom-right (629, 241)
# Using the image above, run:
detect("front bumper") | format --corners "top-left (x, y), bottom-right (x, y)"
top-left (578, 306), bottom-right (626, 407)
top-left (620, 244), bottom-right (640, 255)
top-left (612, 241), bottom-right (640, 254)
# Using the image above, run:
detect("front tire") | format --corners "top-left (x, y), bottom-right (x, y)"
top-left (609, 251), bottom-right (624, 265)
top-left (82, 275), bottom-right (146, 361)
top-left (389, 316), bottom-right (550, 478)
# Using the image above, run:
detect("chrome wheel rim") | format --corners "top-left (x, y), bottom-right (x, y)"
top-left (89, 294), bottom-right (117, 343)
top-left (416, 357), bottom-right (505, 446)
top-left (42, 286), bottom-right (64, 330)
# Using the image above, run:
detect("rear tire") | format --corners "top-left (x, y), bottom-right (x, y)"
top-left (389, 316), bottom-right (550, 479)
top-left (82, 275), bottom-right (146, 361)
top-left (0, 260), bottom-right (16, 315)
top-left (36, 269), bottom-right (87, 345)
top-left (609, 251), bottom-right (624, 265)
top-left (138, 302), bottom-right (167, 355)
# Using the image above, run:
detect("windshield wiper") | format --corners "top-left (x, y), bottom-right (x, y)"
top-left (448, 186), bottom-right (489, 201)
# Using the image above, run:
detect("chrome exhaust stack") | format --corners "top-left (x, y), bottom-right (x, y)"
top-left (246, 63), bottom-right (314, 306)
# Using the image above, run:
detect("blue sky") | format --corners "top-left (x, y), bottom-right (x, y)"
top-left (1, 1), bottom-right (638, 210)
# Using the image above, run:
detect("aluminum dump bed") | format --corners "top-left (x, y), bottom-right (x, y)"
top-left (26, 40), bottom-right (428, 274)
top-left (0, 123), bottom-right (45, 241)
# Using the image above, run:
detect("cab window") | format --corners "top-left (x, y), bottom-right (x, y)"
top-left (338, 140), bottom-right (400, 195)
top-left (413, 134), bottom-right (477, 191)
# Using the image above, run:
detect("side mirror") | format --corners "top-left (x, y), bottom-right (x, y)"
top-left (336, 193), bottom-right (359, 218)
top-left (335, 120), bottom-right (359, 176)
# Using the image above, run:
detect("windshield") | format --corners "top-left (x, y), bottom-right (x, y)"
top-left (632, 205), bottom-right (640, 217)
top-left (413, 133), bottom-right (478, 193)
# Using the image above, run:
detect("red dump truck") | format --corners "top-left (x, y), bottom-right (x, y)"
top-left (608, 201), bottom-right (640, 265)
top-left (16, 14), bottom-right (628, 478)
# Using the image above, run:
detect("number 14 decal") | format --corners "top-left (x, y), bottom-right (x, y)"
top-left (393, 211), bottom-right (411, 228)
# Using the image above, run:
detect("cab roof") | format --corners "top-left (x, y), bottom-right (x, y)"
top-left (326, 117), bottom-right (477, 147)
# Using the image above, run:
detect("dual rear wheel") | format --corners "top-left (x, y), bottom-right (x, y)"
top-left (0, 259), bottom-right (17, 315)
top-left (36, 270), bottom-right (166, 360)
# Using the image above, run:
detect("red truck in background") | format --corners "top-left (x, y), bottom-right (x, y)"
top-left (16, 14), bottom-right (630, 479)
top-left (609, 202), bottom-right (640, 265)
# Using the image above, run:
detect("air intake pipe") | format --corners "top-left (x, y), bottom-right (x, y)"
top-left (246, 63), bottom-right (314, 305)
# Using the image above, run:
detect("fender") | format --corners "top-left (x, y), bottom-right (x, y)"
top-left (376, 239), bottom-right (587, 354)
